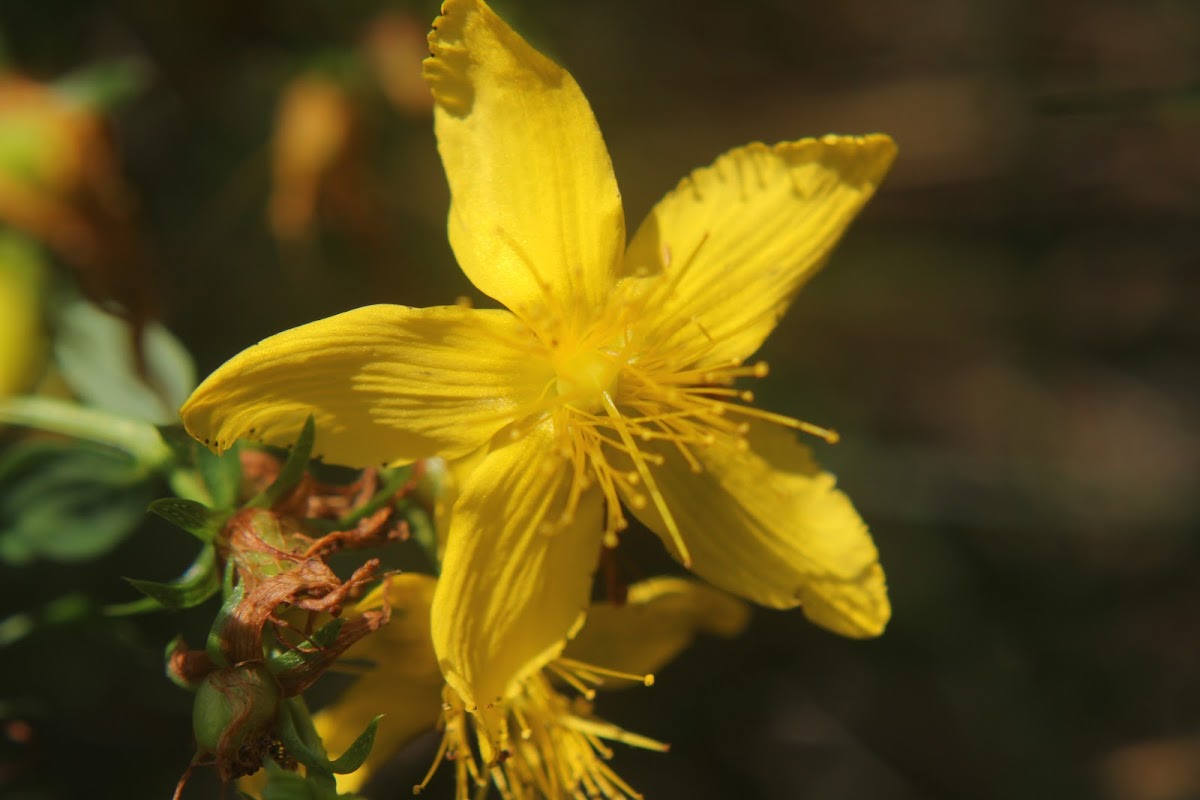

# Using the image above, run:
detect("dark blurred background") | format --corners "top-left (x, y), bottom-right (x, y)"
top-left (1, 0), bottom-right (1198, 798)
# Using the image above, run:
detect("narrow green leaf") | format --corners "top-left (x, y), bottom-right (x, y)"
top-left (101, 596), bottom-right (162, 617)
top-left (124, 545), bottom-right (219, 609)
top-left (197, 440), bottom-right (243, 509)
top-left (267, 618), bottom-right (344, 675)
top-left (155, 424), bottom-right (195, 465)
top-left (148, 497), bottom-right (225, 542)
top-left (250, 416), bottom-right (315, 509)
top-left (276, 699), bottom-right (335, 787)
top-left (206, 580), bottom-right (244, 667)
top-left (406, 506), bottom-right (438, 573)
top-left (327, 715), bottom-right (383, 775)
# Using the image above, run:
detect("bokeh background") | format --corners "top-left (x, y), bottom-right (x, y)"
top-left (2, 0), bottom-right (1199, 798)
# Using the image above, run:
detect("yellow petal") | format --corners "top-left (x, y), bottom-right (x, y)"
top-left (181, 304), bottom-right (552, 468)
top-left (312, 574), bottom-right (443, 794)
top-left (626, 135), bottom-right (896, 367)
top-left (565, 577), bottom-right (749, 681)
top-left (625, 426), bottom-right (890, 638)
top-left (424, 0), bottom-right (624, 340)
top-left (432, 420), bottom-right (605, 710)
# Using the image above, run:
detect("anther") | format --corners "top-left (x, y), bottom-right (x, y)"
top-left (753, 361), bottom-right (769, 378)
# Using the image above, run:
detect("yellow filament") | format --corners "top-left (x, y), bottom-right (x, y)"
top-left (716, 401), bottom-right (841, 443)
top-left (556, 658), bottom-right (655, 688)
top-left (599, 392), bottom-right (691, 567)
top-left (414, 717), bottom-right (454, 795)
top-left (547, 661), bottom-right (597, 700)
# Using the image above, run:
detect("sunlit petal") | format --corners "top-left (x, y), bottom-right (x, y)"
top-left (425, 0), bottom-right (624, 340)
top-left (181, 304), bottom-right (551, 468)
top-left (626, 135), bottom-right (896, 367)
top-left (623, 426), bottom-right (890, 637)
top-left (432, 420), bottom-right (605, 710)
top-left (565, 577), bottom-right (750, 680)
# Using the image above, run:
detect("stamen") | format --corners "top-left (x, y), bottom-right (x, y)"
top-left (600, 392), bottom-right (691, 568)
top-left (414, 720), bottom-right (454, 795)
top-left (715, 402), bottom-right (841, 444)
top-left (561, 716), bottom-right (670, 753)
top-left (556, 658), bottom-right (655, 688)
top-left (547, 662), bottom-right (597, 700)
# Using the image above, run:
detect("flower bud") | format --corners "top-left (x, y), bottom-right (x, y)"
top-left (193, 663), bottom-right (283, 780)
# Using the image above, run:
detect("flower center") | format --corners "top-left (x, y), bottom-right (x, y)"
top-left (553, 348), bottom-right (620, 413)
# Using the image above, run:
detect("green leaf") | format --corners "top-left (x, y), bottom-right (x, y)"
top-left (206, 581), bottom-right (245, 666)
top-left (267, 618), bottom-right (344, 675)
top-left (249, 416), bottom-right (314, 509)
top-left (327, 715), bottom-right (383, 775)
top-left (276, 699), bottom-right (335, 785)
top-left (0, 439), bottom-right (154, 565)
top-left (0, 396), bottom-right (171, 469)
top-left (406, 506), bottom-right (438, 572)
top-left (101, 596), bottom-right (163, 617)
top-left (148, 497), bottom-right (225, 543)
top-left (155, 424), bottom-right (196, 464)
top-left (155, 424), bottom-right (242, 505)
top-left (53, 297), bottom-right (196, 425)
top-left (124, 545), bottom-right (219, 609)
top-left (196, 439), bottom-right (243, 509)
top-left (260, 759), bottom-right (340, 800)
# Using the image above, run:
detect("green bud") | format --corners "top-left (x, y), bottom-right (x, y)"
top-left (193, 663), bottom-right (283, 780)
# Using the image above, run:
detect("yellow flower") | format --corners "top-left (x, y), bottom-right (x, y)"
top-left (311, 574), bottom-right (748, 799)
top-left (182, 0), bottom-right (895, 714)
